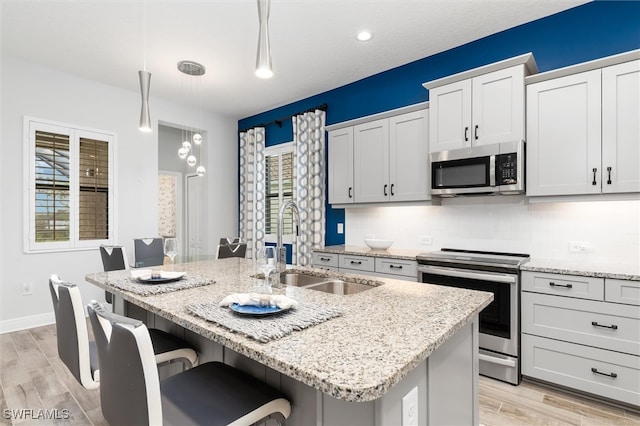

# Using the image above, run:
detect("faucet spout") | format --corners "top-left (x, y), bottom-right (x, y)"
top-left (277, 200), bottom-right (300, 273)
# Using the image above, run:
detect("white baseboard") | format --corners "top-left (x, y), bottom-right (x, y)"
top-left (0, 312), bottom-right (55, 334)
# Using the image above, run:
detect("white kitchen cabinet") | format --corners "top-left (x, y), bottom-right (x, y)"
top-left (425, 57), bottom-right (534, 153)
top-left (521, 270), bottom-right (640, 407)
top-left (602, 60), bottom-right (640, 194)
top-left (527, 59), bottom-right (640, 196)
top-left (328, 127), bottom-right (354, 204)
top-left (327, 105), bottom-right (429, 205)
top-left (312, 250), bottom-right (418, 282)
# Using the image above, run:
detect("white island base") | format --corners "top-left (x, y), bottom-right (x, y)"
top-left (129, 303), bottom-right (480, 426)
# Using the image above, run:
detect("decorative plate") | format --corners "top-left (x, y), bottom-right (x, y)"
top-left (229, 303), bottom-right (289, 316)
top-left (136, 271), bottom-right (185, 284)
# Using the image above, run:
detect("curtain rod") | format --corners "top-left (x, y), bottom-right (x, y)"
top-left (239, 103), bottom-right (327, 133)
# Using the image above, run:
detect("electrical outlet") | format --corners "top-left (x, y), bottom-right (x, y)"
top-left (337, 223), bottom-right (344, 234)
top-left (22, 282), bottom-right (33, 295)
top-left (402, 386), bottom-right (418, 426)
top-left (569, 241), bottom-right (590, 252)
top-left (420, 235), bottom-right (433, 246)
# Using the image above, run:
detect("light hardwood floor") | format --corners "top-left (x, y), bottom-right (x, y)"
top-left (1, 323), bottom-right (638, 425)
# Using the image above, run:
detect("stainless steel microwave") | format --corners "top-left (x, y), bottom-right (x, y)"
top-left (430, 141), bottom-right (525, 197)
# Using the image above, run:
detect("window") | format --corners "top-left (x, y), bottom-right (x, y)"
top-left (264, 143), bottom-right (294, 242)
top-left (25, 118), bottom-right (115, 252)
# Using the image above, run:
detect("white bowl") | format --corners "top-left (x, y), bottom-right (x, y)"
top-left (364, 239), bottom-right (393, 250)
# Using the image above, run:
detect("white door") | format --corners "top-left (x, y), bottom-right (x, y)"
top-left (428, 79), bottom-right (472, 152)
top-left (354, 118), bottom-right (389, 203)
top-left (186, 174), bottom-right (203, 259)
top-left (602, 60), bottom-right (640, 194)
top-left (526, 70), bottom-right (602, 196)
top-left (472, 65), bottom-right (525, 146)
top-left (389, 109), bottom-right (430, 201)
top-left (328, 127), bottom-right (354, 204)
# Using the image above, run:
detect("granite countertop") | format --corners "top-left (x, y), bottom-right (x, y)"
top-left (522, 258), bottom-right (640, 281)
top-left (85, 258), bottom-right (492, 402)
top-left (314, 245), bottom-right (424, 261)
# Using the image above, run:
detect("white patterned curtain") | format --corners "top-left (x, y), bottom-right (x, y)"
top-left (239, 127), bottom-right (266, 259)
top-left (292, 110), bottom-right (326, 266)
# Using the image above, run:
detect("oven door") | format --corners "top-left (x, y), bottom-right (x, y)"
top-left (417, 264), bottom-right (518, 357)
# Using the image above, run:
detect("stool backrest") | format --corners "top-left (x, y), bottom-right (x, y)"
top-left (217, 243), bottom-right (247, 259)
top-left (133, 238), bottom-right (164, 267)
top-left (99, 245), bottom-right (129, 272)
top-left (88, 301), bottom-right (162, 425)
top-left (49, 275), bottom-right (98, 390)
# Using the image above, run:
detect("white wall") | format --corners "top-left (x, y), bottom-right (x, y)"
top-left (0, 56), bottom-right (237, 332)
top-left (345, 196), bottom-right (640, 267)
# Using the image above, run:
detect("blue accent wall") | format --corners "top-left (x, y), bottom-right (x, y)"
top-left (238, 1), bottom-right (640, 247)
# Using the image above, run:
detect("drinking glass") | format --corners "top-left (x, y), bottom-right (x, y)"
top-left (164, 238), bottom-right (178, 269)
top-left (256, 246), bottom-right (277, 293)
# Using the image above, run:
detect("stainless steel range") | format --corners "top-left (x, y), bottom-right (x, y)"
top-left (416, 248), bottom-right (530, 385)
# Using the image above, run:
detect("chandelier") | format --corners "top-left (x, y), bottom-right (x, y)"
top-left (177, 60), bottom-right (206, 176)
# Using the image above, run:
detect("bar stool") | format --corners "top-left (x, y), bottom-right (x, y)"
top-left (133, 237), bottom-right (165, 267)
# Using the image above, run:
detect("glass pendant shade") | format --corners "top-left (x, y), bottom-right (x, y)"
top-left (255, 0), bottom-right (273, 78)
top-left (178, 147), bottom-right (188, 159)
top-left (182, 140), bottom-right (192, 152)
top-left (192, 133), bottom-right (202, 145)
top-left (138, 70), bottom-right (152, 131)
top-left (196, 165), bottom-right (206, 176)
top-left (187, 155), bottom-right (197, 167)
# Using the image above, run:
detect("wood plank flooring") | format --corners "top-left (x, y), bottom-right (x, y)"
top-left (1, 323), bottom-right (638, 425)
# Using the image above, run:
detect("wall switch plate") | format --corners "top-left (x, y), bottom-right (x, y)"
top-left (337, 223), bottom-right (344, 234)
top-left (402, 386), bottom-right (418, 426)
top-left (569, 241), bottom-right (590, 252)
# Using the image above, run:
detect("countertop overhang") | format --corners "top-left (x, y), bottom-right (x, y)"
top-left (86, 258), bottom-right (492, 402)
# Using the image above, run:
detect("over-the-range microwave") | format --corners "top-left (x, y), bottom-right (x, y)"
top-left (430, 141), bottom-right (525, 197)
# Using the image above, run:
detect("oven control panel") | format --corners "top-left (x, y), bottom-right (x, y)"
top-left (496, 153), bottom-right (518, 185)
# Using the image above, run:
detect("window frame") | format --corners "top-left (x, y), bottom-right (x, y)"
top-left (23, 117), bottom-right (116, 253)
top-left (263, 142), bottom-right (294, 244)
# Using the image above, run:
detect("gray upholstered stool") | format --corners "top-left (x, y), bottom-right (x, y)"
top-left (133, 237), bottom-right (165, 267)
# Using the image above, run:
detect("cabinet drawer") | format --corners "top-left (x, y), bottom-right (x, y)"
top-left (606, 279), bottom-right (640, 306)
top-left (522, 271), bottom-right (604, 300)
top-left (374, 258), bottom-right (417, 278)
top-left (339, 254), bottom-right (375, 272)
top-left (522, 334), bottom-right (640, 407)
top-left (312, 252), bottom-right (339, 268)
top-left (522, 292), bottom-right (640, 356)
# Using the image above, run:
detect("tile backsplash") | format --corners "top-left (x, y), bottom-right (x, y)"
top-left (345, 197), bottom-right (640, 266)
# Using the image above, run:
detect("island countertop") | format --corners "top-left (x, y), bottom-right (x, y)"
top-left (85, 258), bottom-right (492, 402)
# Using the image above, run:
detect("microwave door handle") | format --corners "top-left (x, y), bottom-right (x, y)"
top-left (489, 155), bottom-right (496, 187)
top-left (417, 265), bottom-right (517, 284)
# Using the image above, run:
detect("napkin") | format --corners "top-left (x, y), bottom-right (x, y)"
top-left (219, 293), bottom-right (299, 310)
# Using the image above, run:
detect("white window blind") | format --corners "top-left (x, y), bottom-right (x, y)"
top-left (25, 118), bottom-right (115, 252)
top-left (264, 144), bottom-right (294, 241)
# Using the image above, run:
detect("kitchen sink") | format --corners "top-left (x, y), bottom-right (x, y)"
top-left (305, 280), bottom-right (375, 295)
top-left (279, 273), bottom-right (328, 287)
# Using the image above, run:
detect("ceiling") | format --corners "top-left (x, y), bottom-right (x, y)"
top-left (1, 0), bottom-right (588, 120)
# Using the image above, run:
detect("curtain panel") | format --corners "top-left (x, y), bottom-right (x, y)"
top-left (239, 127), bottom-right (266, 259)
top-left (292, 110), bottom-right (326, 266)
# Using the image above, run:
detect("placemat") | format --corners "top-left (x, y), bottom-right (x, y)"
top-left (106, 275), bottom-right (215, 296)
top-left (186, 301), bottom-right (343, 343)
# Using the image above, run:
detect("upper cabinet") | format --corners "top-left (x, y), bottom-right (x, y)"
top-left (423, 53), bottom-right (537, 153)
top-left (526, 57), bottom-right (639, 196)
top-left (327, 105), bottom-right (429, 206)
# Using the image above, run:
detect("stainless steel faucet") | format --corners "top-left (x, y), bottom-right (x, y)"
top-left (277, 200), bottom-right (300, 274)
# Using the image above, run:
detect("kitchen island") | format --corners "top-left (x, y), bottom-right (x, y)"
top-left (86, 258), bottom-right (492, 425)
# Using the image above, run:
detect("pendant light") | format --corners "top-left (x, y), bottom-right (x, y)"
top-left (138, 70), bottom-right (152, 132)
top-left (255, 0), bottom-right (273, 78)
top-left (177, 60), bottom-right (207, 176)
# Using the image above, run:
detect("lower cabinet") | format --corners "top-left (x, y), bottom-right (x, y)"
top-left (312, 251), bottom-right (417, 281)
top-left (521, 271), bottom-right (640, 407)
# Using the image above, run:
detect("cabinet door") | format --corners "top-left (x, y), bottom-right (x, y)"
top-left (328, 128), bottom-right (354, 204)
top-left (602, 60), bottom-right (640, 194)
top-left (428, 79), bottom-right (472, 152)
top-left (526, 70), bottom-right (602, 196)
top-left (353, 118), bottom-right (389, 203)
top-left (389, 109), bottom-right (430, 201)
top-left (471, 65), bottom-right (525, 146)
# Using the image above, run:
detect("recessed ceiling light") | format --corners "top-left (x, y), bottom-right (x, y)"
top-left (356, 31), bottom-right (372, 42)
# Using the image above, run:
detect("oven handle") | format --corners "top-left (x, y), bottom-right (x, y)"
top-left (417, 265), bottom-right (517, 284)
top-left (478, 353), bottom-right (517, 368)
